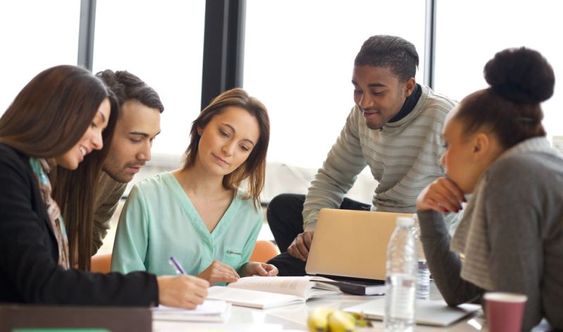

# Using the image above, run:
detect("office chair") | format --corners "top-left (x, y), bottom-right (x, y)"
top-left (90, 240), bottom-right (279, 273)
top-left (249, 240), bottom-right (280, 263)
top-left (90, 253), bottom-right (112, 273)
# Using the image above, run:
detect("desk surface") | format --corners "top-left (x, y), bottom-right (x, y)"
top-left (153, 282), bottom-right (486, 331)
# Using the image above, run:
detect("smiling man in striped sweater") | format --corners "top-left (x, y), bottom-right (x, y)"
top-left (267, 35), bottom-right (457, 276)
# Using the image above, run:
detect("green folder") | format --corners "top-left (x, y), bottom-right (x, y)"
top-left (14, 329), bottom-right (110, 332)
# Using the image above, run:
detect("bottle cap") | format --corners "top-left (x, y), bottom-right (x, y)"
top-left (396, 216), bottom-right (415, 227)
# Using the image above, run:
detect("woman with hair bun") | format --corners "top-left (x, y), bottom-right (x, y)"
top-left (416, 47), bottom-right (562, 330)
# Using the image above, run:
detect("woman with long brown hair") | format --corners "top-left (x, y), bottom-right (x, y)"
top-left (112, 88), bottom-right (277, 284)
top-left (0, 65), bottom-right (208, 307)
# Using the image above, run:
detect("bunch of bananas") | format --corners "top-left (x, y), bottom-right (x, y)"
top-left (307, 307), bottom-right (371, 332)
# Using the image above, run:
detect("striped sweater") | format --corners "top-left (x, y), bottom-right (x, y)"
top-left (303, 85), bottom-right (456, 230)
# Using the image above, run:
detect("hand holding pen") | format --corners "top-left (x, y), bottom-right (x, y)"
top-left (155, 256), bottom-right (209, 309)
top-left (169, 256), bottom-right (187, 275)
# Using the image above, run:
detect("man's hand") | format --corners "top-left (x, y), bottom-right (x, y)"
top-left (416, 177), bottom-right (465, 213)
top-left (287, 230), bottom-right (314, 261)
top-left (240, 261), bottom-right (279, 277)
top-left (198, 260), bottom-right (240, 284)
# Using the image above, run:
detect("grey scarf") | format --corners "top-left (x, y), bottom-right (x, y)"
top-left (451, 137), bottom-right (557, 289)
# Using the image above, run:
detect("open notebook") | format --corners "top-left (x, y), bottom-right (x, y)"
top-left (207, 276), bottom-right (340, 309)
top-left (344, 298), bottom-right (481, 327)
top-left (305, 208), bottom-right (414, 295)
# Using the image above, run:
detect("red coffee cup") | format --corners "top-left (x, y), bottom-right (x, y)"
top-left (484, 292), bottom-right (527, 332)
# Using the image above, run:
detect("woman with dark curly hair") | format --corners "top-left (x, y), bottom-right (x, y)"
top-left (416, 47), bottom-right (562, 330)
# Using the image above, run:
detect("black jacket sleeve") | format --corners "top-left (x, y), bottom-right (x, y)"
top-left (0, 144), bottom-right (158, 306)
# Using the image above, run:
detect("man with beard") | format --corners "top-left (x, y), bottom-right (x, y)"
top-left (92, 70), bottom-right (163, 254)
top-left (267, 35), bottom-right (457, 276)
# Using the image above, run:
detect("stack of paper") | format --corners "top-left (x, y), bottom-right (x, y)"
top-left (152, 300), bottom-right (231, 322)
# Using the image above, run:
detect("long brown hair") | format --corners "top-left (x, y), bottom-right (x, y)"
top-left (183, 88), bottom-right (270, 208)
top-left (52, 107), bottom-right (117, 270)
top-left (0, 65), bottom-right (111, 156)
top-left (0, 65), bottom-right (117, 270)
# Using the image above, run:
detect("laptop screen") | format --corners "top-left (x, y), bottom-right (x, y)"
top-left (305, 208), bottom-right (414, 281)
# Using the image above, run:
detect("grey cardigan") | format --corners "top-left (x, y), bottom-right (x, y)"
top-left (417, 138), bottom-right (563, 331)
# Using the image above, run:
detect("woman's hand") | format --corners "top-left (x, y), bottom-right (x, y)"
top-left (198, 260), bottom-right (240, 284)
top-left (157, 275), bottom-right (209, 309)
top-left (416, 177), bottom-right (465, 213)
top-left (240, 261), bottom-right (279, 277)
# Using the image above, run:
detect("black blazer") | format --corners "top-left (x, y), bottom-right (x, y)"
top-left (0, 144), bottom-right (158, 305)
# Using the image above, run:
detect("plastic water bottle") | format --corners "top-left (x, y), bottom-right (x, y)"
top-left (413, 216), bottom-right (430, 300)
top-left (384, 216), bottom-right (417, 332)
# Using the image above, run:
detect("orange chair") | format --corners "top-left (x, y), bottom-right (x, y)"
top-left (90, 241), bottom-right (279, 273)
top-left (90, 253), bottom-right (112, 273)
top-left (250, 240), bottom-right (280, 263)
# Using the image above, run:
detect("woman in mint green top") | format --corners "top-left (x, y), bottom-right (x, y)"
top-left (112, 88), bottom-right (277, 284)
top-left (112, 173), bottom-right (262, 276)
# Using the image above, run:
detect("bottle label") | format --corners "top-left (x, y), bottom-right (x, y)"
top-left (417, 260), bottom-right (431, 299)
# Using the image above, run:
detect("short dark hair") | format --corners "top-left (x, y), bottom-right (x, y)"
top-left (456, 47), bottom-right (555, 149)
top-left (96, 70), bottom-right (164, 113)
top-left (354, 35), bottom-right (419, 81)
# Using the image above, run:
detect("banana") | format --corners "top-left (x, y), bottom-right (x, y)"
top-left (307, 307), bottom-right (335, 332)
top-left (348, 312), bottom-right (371, 328)
top-left (308, 307), bottom-right (371, 332)
top-left (327, 310), bottom-right (357, 332)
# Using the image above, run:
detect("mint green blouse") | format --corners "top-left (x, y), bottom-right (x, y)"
top-left (111, 172), bottom-right (263, 277)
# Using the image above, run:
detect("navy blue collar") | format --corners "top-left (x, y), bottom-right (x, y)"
top-left (388, 83), bottom-right (422, 123)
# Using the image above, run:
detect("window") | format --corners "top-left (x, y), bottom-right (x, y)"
top-left (0, 0), bottom-right (79, 114)
top-left (93, 0), bottom-right (206, 159)
top-left (244, 0), bottom-right (427, 168)
top-left (434, 0), bottom-right (563, 141)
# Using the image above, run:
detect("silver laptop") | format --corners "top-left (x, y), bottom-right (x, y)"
top-left (305, 208), bottom-right (413, 293)
top-left (344, 298), bottom-right (481, 327)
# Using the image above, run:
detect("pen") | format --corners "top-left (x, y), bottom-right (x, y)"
top-left (169, 256), bottom-right (187, 275)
